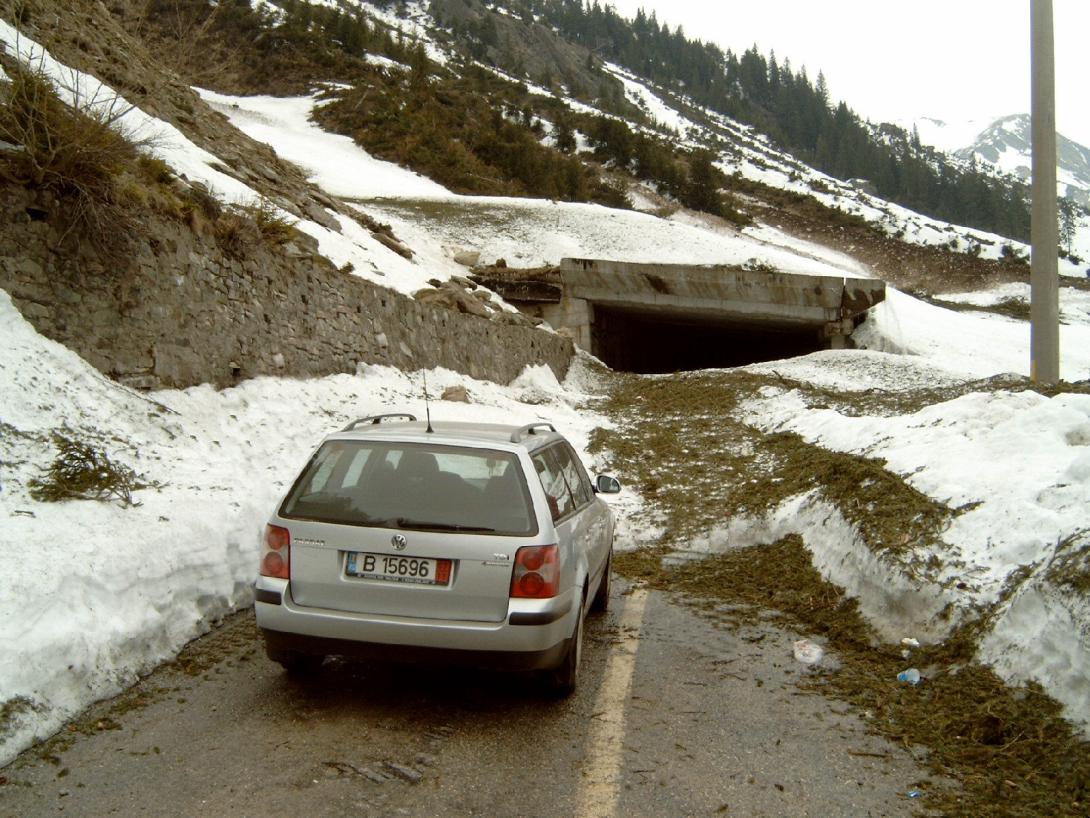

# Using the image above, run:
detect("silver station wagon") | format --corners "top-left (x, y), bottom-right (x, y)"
top-left (254, 414), bottom-right (621, 694)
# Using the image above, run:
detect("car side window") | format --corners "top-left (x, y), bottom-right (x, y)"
top-left (563, 444), bottom-right (595, 506)
top-left (532, 448), bottom-right (575, 521)
top-left (554, 444), bottom-right (593, 508)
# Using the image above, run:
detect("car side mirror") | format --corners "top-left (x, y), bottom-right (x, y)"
top-left (594, 475), bottom-right (621, 495)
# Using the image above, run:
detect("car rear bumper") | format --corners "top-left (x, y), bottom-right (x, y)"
top-left (259, 627), bottom-right (569, 671)
top-left (253, 577), bottom-right (575, 669)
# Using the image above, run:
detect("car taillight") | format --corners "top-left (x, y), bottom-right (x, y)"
top-left (510, 545), bottom-right (559, 599)
top-left (261, 524), bottom-right (290, 579)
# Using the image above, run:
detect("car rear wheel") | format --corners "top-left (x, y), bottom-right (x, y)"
top-left (590, 550), bottom-right (612, 614)
top-left (548, 594), bottom-right (585, 697)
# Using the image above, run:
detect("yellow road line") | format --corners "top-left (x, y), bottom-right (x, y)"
top-left (575, 588), bottom-right (650, 818)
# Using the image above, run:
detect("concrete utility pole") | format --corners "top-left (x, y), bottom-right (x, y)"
top-left (1030, 0), bottom-right (1060, 384)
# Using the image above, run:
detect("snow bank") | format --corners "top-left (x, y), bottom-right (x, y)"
top-left (980, 581), bottom-right (1090, 734)
top-left (745, 388), bottom-right (1090, 600)
top-left (740, 378), bottom-right (1090, 733)
top-left (687, 493), bottom-right (959, 644)
top-left (856, 288), bottom-right (1090, 381)
top-left (743, 348), bottom-right (968, 394)
top-left (0, 291), bottom-right (616, 766)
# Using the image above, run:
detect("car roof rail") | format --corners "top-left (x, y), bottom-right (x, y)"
top-left (342, 413), bottom-right (417, 431)
top-left (510, 422), bottom-right (557, 443)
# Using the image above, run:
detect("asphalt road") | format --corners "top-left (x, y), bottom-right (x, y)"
top-left (0, 583), bottom-right (929, 817)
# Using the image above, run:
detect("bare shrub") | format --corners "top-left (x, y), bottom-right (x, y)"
top-left (140, 0), bottom-right (225, 74)
top-left (28, 434), bottom-right (157, 507)
top-left (213, 199), bottom-right (296, 258)
top-left (213, 209), bottom-right (260, 259)
top-left (182, 180), bottom-right (223, 222)
top-left (249, 198), bottom-right (296, 245)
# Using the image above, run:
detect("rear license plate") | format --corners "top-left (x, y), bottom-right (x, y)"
top-left (346, 552), bottom-right (452, 586)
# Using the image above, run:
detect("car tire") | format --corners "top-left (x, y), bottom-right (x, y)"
top-left (548, 594), bottom-right (585, 697)
top-left (590, 550), bottom-right (612, 614)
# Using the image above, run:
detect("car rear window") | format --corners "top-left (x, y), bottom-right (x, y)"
top-left (280, 441), bottom-right (537, 535)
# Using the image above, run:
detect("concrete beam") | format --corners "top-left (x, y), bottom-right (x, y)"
top-left (558, 258), bottom-right (885, 328)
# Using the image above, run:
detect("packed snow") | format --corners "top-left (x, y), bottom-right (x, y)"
top-left (857, 287), bottom-right (1090, 382)
top-left (0, 292), bottom-right (618, 766)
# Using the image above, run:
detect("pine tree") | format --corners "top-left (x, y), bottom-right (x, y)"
top-left (409, 41), bottom-right (430, 94)
top-left (553, 112), bottom-right (576, 154)
top-left (681, 148), bottom-right (723, 215)
top-left (1058, 197), bottom-right (1079, 254)
top-left (815, 71), bottom-right (830, 109)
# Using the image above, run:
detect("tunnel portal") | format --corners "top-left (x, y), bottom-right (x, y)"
top-left (591, 306), bottom-right (824, 373)
top-left (471, 258), bottom-right (886, 374)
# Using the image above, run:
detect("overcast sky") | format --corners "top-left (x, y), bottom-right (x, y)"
top-left (606, 0), bottom-right (1090, 147)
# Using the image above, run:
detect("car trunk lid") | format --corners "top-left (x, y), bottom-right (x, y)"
top-left (286, 520), bottom-right (522, 623)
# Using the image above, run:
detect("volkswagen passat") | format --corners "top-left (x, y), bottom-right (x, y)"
top-left (254, 414), bottom-right (621, 694)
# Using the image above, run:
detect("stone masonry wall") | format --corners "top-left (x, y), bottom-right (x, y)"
top-left (0, 190), bottom-right (572, 390)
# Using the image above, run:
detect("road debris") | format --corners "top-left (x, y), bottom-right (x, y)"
top-left (896, 668), bottom-right (921, 685)
top-left (792, 639), bottom-right (824, 665)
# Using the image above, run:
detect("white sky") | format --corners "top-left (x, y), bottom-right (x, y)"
top-left (606, 0), bottom-right (1090, 147)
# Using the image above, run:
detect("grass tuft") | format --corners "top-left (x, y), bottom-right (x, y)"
top-left (1046, 531), bottom-right (1090, 595)
top-left (248, 198), bottom-right (296, 245)
top-left (0, 696), bottom-right (43, 738)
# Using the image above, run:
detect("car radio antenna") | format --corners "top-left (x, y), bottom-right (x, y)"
top-left (422, 370), bottom-right (434, 433)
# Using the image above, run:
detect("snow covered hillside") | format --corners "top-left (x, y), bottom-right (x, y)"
top-left (205, 0), bottom-right (1090, 279)
top-left (196, 89), bottom-right (867, 279)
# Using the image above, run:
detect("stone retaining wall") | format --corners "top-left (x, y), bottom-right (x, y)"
top-left (1, 190), bottom-right (573, 389)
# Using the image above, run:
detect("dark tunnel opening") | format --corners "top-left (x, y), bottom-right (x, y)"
top-left (591, 306), bottom-right (826, 374)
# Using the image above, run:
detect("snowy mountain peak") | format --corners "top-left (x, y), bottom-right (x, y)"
top-left (905, 113), bottom-right (1090, 206)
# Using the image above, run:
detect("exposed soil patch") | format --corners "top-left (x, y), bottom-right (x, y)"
top-left (590, 370), bottom-right (954, 557)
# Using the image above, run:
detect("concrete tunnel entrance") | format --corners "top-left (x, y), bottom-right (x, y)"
top-left (591, 306), bottom-right (827, 373)
top-left (470, 258), bottom-right (886, 374)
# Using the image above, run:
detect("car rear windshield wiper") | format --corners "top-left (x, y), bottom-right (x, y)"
top-left (394, 518), bottom-right (497, 533)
